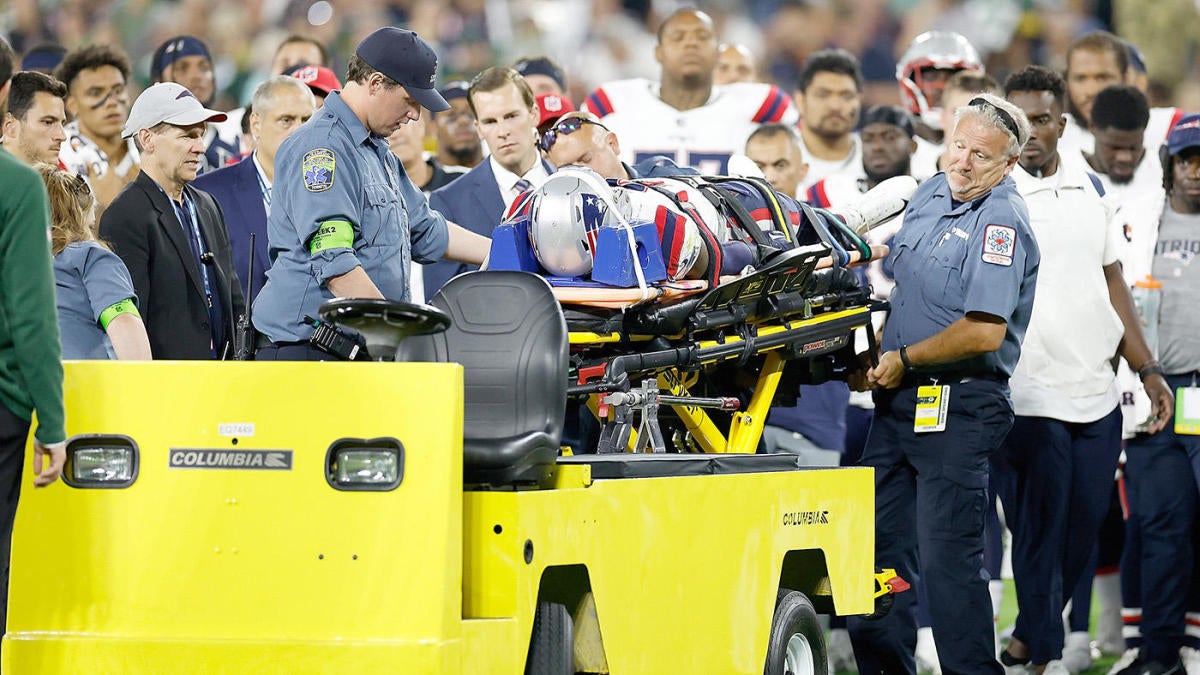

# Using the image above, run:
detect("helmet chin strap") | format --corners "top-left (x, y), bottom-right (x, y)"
top-left (565, 167), bottom-right (651, 304)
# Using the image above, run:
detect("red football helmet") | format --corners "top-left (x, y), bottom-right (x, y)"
top-left (896, 31), bottom-right (983, 129)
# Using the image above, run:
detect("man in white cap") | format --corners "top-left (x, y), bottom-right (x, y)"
top-left (99, 82), bottom-right (246, 360)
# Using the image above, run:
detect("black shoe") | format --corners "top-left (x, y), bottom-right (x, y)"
top-left (1116, 658), bottom-right (1184, 675)
top-left (999, 648), bottom-right (1030, 669)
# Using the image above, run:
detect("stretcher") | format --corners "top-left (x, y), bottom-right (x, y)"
top-left (491, 173), bottom-right (898, 456)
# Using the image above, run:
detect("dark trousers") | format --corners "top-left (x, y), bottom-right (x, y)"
top-left (991, 407), bottom-right (1123, 664)
top-left (255, 342), bottom-right (331, 361)
top-left (1124, 375), bottom-right (1200, 663)
top-left (847, 379), bottom-right (1012, 675)
top-left (0, 402), bottom-right (30, 636)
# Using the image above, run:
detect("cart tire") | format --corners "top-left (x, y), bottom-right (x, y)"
top-left (764, 590), bottom-right (827, 675)
top-left (525, 601), bottom-right (573, 675)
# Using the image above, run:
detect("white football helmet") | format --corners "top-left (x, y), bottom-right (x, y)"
top-left (527, 167), bottom-right (619, 277)
top-left (896, 31), bottom-right (983, 129)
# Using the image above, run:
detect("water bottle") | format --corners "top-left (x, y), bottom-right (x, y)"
top-left (1131, 275), bottom-right (1162, 357)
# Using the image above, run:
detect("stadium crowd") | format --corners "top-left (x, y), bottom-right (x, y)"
top-left (3, 0), bottom-right (1200, 673)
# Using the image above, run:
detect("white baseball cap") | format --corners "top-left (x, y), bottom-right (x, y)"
top-left (121, 82), bottom-right (227, 139)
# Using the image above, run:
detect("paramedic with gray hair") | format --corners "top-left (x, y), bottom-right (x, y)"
top-left (846, 92), bottom-right (1041, 675)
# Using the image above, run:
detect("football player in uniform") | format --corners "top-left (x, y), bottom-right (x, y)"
top-left (793, 48), bottom-right (863, 193)
top-left (714, 43), bottom-right (757, 85)
top-left (895, 31), bottom-right (984, 180)
top-left (583, 8), bottom-right (796, 174)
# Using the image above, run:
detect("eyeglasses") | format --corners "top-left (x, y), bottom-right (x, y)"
top-left (539, 117), bottom-right (608, 153)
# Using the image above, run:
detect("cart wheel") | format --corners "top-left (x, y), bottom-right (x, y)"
top-left (764, 590), bottom-right (827, 675)
top-left (525, 601), bottom-right (573, 675)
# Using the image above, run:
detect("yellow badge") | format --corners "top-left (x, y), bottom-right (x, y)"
top-left (1175, 387), bottom-right (1200, 435)
top-left (914, 385), bottom-right (949, 433)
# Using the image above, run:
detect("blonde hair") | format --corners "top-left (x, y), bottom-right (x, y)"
top-left (36, 164), bottom-right (102, 255)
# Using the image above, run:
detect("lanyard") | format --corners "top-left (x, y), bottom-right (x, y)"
top-left (255, 165), bottom-right (271, 209)
top-left (173, 192), bottom-right (214, 308)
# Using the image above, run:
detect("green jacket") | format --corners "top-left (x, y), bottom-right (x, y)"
top-left (0, 149), bottom-right (65, 444)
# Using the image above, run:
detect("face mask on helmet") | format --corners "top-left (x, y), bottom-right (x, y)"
top-left (527, 167), bottom-right (619, 277)
top-left (896, 31), bottom-right (983, 129)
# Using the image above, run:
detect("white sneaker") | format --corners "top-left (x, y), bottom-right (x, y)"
top-left (827, 628), bottom-right (857, 673)
top-left (1181, 646), bottom-right (1200, 675)
top-left (1061, 631), bottom-right (1094, 673)
top-left (915, 626), bottom-right (942, 675)
top-left (1042, 660), bottom-right (1072, 675)
top-left (832, 176), bottom-right (919, 235)
top-left (1107, 648), bottom-right (1140, 675)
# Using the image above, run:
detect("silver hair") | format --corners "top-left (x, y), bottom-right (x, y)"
top-left (251, 75), bottom-right (314, 114)
top-left (953, 92), bottom-right (1032, 158)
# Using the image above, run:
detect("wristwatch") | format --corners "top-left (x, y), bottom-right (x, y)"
top-left (1138, 359), bottom-right (1165, 381)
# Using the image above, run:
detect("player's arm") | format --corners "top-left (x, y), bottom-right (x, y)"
top-left (1105, 261), bottom-right (1172, 433)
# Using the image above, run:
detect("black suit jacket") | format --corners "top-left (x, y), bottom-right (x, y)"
top-left (423, 159), bottom-right (553, 301)
top-left (192, 156), bottom-right (268, 302)
top-left (100, 171), bottom-right (246, 359)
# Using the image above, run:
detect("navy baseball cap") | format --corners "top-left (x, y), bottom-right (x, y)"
top-left (862, 105), bottom-right (915, 138)
top-left (1166, 114), bottom-right (1200, 156)
top-left (439, 80), bottom-right (469, 102)
top-left (151, 36), bottom-right (212, 82)
top-left (1126, 42), bottom-right (1148, 74)
top-left (514, 57), bottom-right (565, 90)
top-left (355, 27), bottom-right (449, 112)
top-left (21, 44), bottom-right (67, 73)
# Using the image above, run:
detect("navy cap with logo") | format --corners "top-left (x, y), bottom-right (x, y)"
top-left (355, 27), bottom-right (449, 113)
top-left (439, 80), bottom-right (470, 103)
top-left (151, 36), bottom-right (212, 82)
top-left (1166, 114), bottom-right (1200, 157)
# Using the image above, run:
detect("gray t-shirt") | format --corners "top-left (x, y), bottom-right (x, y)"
top-left (1152, 205), bottom-right (1200, 374)
top-left (54, 241), bottom-right (138, 359)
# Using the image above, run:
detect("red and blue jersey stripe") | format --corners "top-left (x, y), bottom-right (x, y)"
top-left (584, 87), bottom-right (615, 118)
top-left (752, 86), bottom-right (791, 124)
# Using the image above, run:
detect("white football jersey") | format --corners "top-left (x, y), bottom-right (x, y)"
top-left (1061, 107), bottom-right (1183, 160)
top-left (796, 133), bottom-right (863, 195)
top-left (910, 135), bottom-right (941, 181)
top-left (583, 78), bottom-right (798, 175)
top-left (59, 120), bottom-right (139, 182)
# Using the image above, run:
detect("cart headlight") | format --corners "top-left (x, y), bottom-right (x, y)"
top-left (325, 438), bottom-right (404, 491)
top-left (63, 435), bottom-right (139, 488)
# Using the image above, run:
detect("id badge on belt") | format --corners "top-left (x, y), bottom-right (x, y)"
top-left (1175, 385), bottom-right (1200, 435)
top-left (914, 384), bottom-right (950, 433)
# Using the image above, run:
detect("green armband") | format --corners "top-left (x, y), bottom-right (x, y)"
top-left (99, 298), bottom-right (140, 330)
top-left (309, 220), bottom-right (355, 254)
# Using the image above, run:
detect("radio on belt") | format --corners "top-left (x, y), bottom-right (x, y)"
top-left (304, 315), bottom-right (370, 361)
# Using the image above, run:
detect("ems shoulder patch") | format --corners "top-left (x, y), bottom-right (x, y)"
top-left (982, 224), bottom-right (1015, 266)
top-left (302, 148), bottom-right (336, 193)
